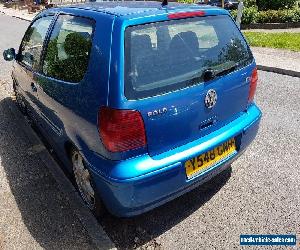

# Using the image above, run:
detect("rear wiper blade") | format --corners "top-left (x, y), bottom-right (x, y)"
top-left (185, 68), bottom-right (216, 86)
top-left (185, 63), bottom-right (239, 86)
top-left (199, 64), bottom-right (238, 83)
top-left (214, 64), bottom-right (238, 78)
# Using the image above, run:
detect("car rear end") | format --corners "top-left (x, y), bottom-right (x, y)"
top-left (88, 5), bottom-right (262, 217)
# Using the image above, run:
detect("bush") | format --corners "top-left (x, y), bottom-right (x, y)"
top-left (256, 10), bottom-right (285, 23)
top-left (230, 9), bottom-right (237, 19)
top-left (256, 8), bottom-right (300, 23)
top-left (242, 6), bottom-right (259, 24)
top-left (231, 6), bottom-right (300, 24)
top-left (288, 8), bottom-right (300, 22)
top-left (230, 7), bottom-right (258, 24)
top-left (243, 0), bottom-right (257, 7)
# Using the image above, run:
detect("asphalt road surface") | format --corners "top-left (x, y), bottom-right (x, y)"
top-left (0, 13), bottom-right (299, 250)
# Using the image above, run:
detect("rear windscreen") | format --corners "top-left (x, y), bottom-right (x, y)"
top-left (124, 15), bottom-right (253, 99)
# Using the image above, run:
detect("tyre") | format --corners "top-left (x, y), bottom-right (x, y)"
top-left (71, 149), bottom-right (105, 217)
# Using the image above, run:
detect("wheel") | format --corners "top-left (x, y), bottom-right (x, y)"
top-left (71, 149), bottom-right (104, 217)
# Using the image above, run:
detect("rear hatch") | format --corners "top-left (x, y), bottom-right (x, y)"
top-left (124, 14), bottom-right (254, 156)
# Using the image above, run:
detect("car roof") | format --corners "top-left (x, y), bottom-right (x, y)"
top-left (43, 1), bottom-right (227, 19)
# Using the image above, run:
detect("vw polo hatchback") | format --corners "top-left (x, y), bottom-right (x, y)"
top-left (4, 1), bottom-right (262, 217)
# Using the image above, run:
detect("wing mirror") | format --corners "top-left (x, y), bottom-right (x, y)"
top-left (3, 48), bottom-right (16, 61)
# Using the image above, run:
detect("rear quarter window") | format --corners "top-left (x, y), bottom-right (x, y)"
top-left (42, 15), bottom-right (95, 83)
top-left (124, 15), bottom-right (253, 100)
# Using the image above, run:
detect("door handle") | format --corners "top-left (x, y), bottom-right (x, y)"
top-left (31, 82), bottom-right (37, 92)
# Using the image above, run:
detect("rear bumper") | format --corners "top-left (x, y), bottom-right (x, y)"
top-left (87, 104), bottom-right (262, 217)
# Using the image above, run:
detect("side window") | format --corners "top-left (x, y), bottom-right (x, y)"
top-left (19, 16), bottom-right (53, 70)
top-left (42, 15), bottom-right (94, 83)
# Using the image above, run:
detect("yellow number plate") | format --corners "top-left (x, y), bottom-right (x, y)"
top-left (185, 138), bottom-right (236, 179)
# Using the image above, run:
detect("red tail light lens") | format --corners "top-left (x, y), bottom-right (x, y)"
top-left (98, 107), bottom-right (146, 152)
top-left (168, 11), bottom-right (206, 19)
top-left (248, 68), bottom-right (258, 102)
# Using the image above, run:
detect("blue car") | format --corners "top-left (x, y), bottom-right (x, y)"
top-left (3, 1), bottom-right (261, 217)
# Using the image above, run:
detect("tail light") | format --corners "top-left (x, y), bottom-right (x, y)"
top-left (98, 107), bottom-right (146, 152)
top-left (248, 67), bottom-right (258, 102)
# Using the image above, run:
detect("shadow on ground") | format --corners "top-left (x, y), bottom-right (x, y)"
top-left (99, 167), bottom-right (232, 249)
top-left (0, 97), bottom-right (95, 250)
top-left (0, 96), bottom-right (232, 250)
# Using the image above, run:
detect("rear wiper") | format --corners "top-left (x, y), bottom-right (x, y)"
top-left (185, 64), bottom-right (239, 86)
top-left (201, 64), bottom-right (238, 82)
top-left (203, 68), bottom-right (216, 82)
top-left (214, 64), bottom-right (238, 78)
top-left (185, 68), bottom-right (217, 86)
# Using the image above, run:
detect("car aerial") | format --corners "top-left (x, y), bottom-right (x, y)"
top-left (3, 1), bottom-right (261, 217)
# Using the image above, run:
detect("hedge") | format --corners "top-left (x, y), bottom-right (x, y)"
top-left (231, 7), bottom-right (300, 24)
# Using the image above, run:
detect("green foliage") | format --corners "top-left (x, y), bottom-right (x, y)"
top-left (231, 6), bottom-right (300, 24)
top-left (230, 9), bottom-right (237, 19)
top-left (286, 7), bottom-right (300, 22)
top-left (256, 8), bottom-right (300, 23)
top-left (257, 0), bottom-right (298, 10)
top-left (243, 0), bottom-right (257, 7)
top-left (243, 31), bottom-right (300, 51)
top-left (242, 6), bottom-right (259, 24)
top-left (43, 32), bottom-right (92, 83)
top-left (230, 7), bottom-right (258, 24)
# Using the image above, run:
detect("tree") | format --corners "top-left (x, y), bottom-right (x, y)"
top-left (256, 0), bottom-right (298, 10)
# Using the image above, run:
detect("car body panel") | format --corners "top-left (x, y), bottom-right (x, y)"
top-left (13, 63), bottom-right (40, 120)
top-left (86, 104), bottom-right (261, 216)
top-left (108, 12), bottom-right (253, 157)
top-left (85, 104), bottom-right (261, 181)
top-left (33, 9), bottom-right (114, 164)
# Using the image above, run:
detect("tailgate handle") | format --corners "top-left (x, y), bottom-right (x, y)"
top-left (199, 117), bottom-right (217, 130)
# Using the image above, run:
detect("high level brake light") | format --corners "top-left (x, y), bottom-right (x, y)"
top-left (168, 11), bottom-right (206, 19)
top-left (98, 107), bottom-right (146, 152)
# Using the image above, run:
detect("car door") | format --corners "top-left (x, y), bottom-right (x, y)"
top-left (13, 15), bottom-right (54, 120)
top-left (33, 14), bottom-right (96, 155)
top-left (12, 15), bottom-right (53, 119)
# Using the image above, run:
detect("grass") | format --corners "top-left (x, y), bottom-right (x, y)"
top-left (243, 32), bottom-right (300, 52)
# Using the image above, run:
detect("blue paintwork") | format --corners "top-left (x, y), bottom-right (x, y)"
top-left (11, 1), bottom-right (262, 217)
top-left (86, 104), bottom-right (261, 216)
